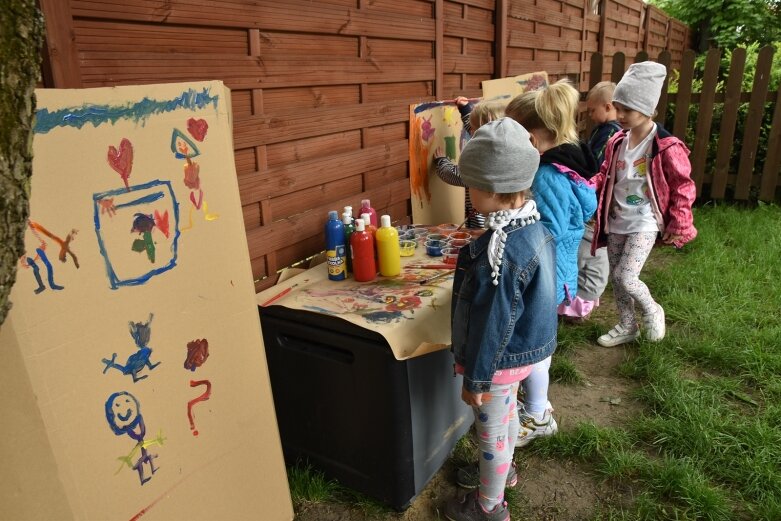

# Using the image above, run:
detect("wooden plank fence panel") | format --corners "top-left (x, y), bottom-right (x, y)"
top-left (711, 48), bottom-right (746, 199)
top-left (690, 48), bottom-right (721, 194)
top-left (735, 46), bottom-right (774, 200)
top-left (759, 79), bottom-right (781, 201)
top-left (672, 49), bottom-right (696, 140)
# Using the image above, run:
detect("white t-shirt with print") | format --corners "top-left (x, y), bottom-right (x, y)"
top-left (607, 125), bottom-right (661, 235)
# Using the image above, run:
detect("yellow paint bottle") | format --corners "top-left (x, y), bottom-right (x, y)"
top-left (376, 214), bottom-right (401, 277)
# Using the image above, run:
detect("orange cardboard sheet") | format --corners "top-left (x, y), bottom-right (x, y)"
top-left (257, 248), bottom-right (455, 360)
top-left (0, 81), bottom-right (293, 521)
top-left (409, 101), bottom-right (470, 226)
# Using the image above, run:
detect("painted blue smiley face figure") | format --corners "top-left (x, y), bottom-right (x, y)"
top-left (105, 391), bottom-right (143, 438)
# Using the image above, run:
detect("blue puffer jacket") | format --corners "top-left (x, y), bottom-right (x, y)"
top-left (532, 142), bottom-right (598, 304)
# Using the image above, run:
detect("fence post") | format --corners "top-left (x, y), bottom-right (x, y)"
top-left (711, 48), bottom-right (746, 200)
top-left (495, 0), bottom-right (508, 80)
top-left (38, 0), bottom-right (82, 88)
top-left (759, 78), bottom-right (781, 201)
top-left (598, 0), bottom-right (608, 54)
top-left (435, 0), bottom-right (444, 99)
top-left (611, 52), bottom-right (625, 83)
top-left (735, 45), bottom-right (774, 200)
top-left (672, 49), bottom-right (696, 141)
top-left (690, 48), bottom-right (721, 196)
top-left (656, 51), bottom-right (671, 125)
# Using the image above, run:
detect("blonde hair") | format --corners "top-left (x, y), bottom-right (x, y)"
top-left (505, 79), bottom-right (580, 146)
top-left (468, 100), bottom-right (506, 131)
top-left (587, 81), bottom-right (616, 104)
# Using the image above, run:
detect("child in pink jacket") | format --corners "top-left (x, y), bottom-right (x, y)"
top-left (591, 62), bottom-right (697, 348)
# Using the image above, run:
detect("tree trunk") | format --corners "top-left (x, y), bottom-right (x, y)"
top-left (0, 1), bottom-right (44, 326)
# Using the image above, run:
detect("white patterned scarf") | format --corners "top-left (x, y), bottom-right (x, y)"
top-left (486, 200), bottom-right (540, 286)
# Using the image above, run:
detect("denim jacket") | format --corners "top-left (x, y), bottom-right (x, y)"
top-left (451, 220), bottom-right (558, 393)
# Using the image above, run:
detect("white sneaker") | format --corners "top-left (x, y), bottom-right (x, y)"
top-left (597, 324), bottom-right (640, 347)
top-left (643, 304), bottom-right (666, 342)
top-left (516, 401), bottom-right (558, 447)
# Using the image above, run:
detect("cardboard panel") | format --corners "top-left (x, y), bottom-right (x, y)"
top-left (1, 80), bottom-right (293, 521)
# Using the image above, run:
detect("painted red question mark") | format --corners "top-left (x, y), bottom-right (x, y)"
top-left (187, 379), bottom-right (212, 436)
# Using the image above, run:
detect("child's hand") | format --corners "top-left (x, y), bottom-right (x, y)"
top-left (461, 387), bottom-right (483, 407)
top-left (434, 146), bottom-right (444, 158)
top-left (455, 96), bottom-right (470, 107)
top-left (662, 232), bottom-right (682, 245)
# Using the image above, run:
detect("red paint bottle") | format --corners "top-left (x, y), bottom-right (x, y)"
top-left (360, 199), bottom-right (378, 227)
top-left (350, 218), bottom-right (377, 282)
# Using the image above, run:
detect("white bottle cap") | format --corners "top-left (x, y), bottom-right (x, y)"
top-left (344, 206), bottom-right (353, 216)
top-left (354, 218), bottom-right (365, 231)
top-left (380, 214), bottom-right (391, 228)
top-left (361, 213), bottom-right (372, 223)
top-left (361, 199), bottom-right (371, 208)
top-left (342, 212), bottom-right (351, 225)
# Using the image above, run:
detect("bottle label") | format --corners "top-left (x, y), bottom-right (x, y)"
top-left (326, 246), bottom-right (346, 280)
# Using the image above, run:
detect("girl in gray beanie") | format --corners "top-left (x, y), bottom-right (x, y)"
top-left (447, 118), bottom-right (557, 521)
top-left (592, 61), bottom-right (698, 347)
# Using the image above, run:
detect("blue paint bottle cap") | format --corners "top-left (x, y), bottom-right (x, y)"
top-left (328, 210), bottom-right (338, 220)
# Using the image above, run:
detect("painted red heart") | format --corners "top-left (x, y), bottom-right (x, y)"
top-left (107, 138), bottom-right (133, 188)
top-left (187, 118), bottom-right (208, 142)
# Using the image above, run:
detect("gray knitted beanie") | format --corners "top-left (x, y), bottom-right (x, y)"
top-left (613, 62), bottom-right (667, 116)
top-left (458, 117), bottom-right (540, 193)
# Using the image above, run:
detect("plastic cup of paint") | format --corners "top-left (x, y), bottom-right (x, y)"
top-left (410, 227), bottom-right (430, 243)
top-left (425, 233), bottom-right (449, 243)
top-left (397, 229), bottom-right (415, 241)
top-left (437, 223), bottom-right (459, 235)
top-left (424, 239), bottom-right (448, 257)
top-left (399, 239), bottom-right (417, 256)
top-left (441, 247), bottom-right (460, 265)
top-left (448, 238), bottom-right (471, 249)
top-left (448, 231), bottom-right (472, 242)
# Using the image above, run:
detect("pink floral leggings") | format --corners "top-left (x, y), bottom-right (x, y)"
top-left (607, 232), bottom-right (659, 330)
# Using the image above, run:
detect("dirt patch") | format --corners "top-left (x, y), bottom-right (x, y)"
top-left (293, 306), bottom-right (642, 520)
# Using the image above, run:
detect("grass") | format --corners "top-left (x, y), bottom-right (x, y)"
top-left (533, 203), bottom-right (781, 520)
top-left (286, 204), bottom-right (781, 520)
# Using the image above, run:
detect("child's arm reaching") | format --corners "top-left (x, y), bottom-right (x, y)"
top-left (433, 147), bottom-right (466, 187)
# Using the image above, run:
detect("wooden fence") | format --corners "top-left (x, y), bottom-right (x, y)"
top-left (38, 0), bottom-right (691, 290)
top-left (588, 47), bottom-right (781, 202)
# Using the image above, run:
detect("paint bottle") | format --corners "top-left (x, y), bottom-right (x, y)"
top-left (342, 212), bottom-right (355, 274)
top-left (343, 206), bottom-right (354, 224)
top-left (376, 214), bottom-right (401, 277)
top-left (361, 212), bottom-right (377, 240)
top-left (350, 219), bottom-right (376, 282)
top-left (360, 199), bottom-right (378, 227)
top-left (325, 210), bottom-right (346, 281)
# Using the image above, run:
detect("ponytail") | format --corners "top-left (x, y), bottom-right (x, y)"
top-left (505, 79), bottom-right (580, 146)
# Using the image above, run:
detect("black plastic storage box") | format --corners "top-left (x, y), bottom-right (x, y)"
top-left (258, 305), bottom-right (472, 510)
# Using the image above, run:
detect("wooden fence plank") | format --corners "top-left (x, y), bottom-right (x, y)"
top-left (759, 73), bottom-right (781, 201)
top-left (233, 101), bottom-right (409, 149)
top-left (735, 45), bottom-right (774, 200)
top-left (690, 48), bottom-right (721, 194)
top-left (71, 0), bottom-right (436, 41)
top-left (711, 48), bottom-right (746, 199)
top-left (672, 49), bottom-right (696, 140)
top-left (495, 0), bottom-right (508, 78)
top-left (655, 50), bottom-right (671, 124)
top-left (238, 140), bottom-right (409, 204)
top-left (436, 0), bottom-right (445, 99)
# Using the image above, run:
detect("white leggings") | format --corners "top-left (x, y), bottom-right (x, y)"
top-left (607, 232), bottom-right (658, 329)
top-left (521, 355), bottom-right (552, 415)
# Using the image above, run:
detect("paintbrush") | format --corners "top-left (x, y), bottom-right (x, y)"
top-left (455, 209), bottom-right (477, 231)
top-left (419, 271), bottom-right (453, 285)
top-left (260, 283), bottom-right (299, 307)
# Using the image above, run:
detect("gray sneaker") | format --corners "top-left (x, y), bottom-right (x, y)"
top-left (444, 490), bottom-right (510, 521)
top-left (516, 401), bottom-right (558, 447)
top-left (456, 461), bottom-right (518, 489)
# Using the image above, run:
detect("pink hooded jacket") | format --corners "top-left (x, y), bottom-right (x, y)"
top-left (591, 126), bottom-right (697, 255)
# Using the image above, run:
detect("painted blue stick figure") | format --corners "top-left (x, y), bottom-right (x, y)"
top-left (105, 391), bottom-right (162, 485)
top-left (102, 314), bottom-right (160, 382)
